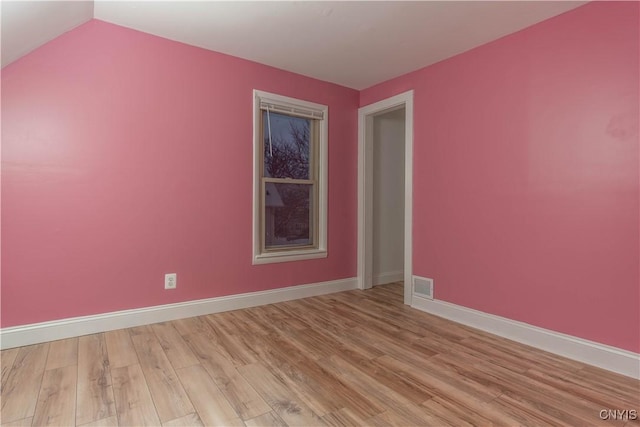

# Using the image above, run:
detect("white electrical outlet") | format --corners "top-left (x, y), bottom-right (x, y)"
top-left (165, 273), bottom-right (177, 290)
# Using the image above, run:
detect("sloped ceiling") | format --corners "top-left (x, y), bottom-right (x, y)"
top-left (1, 1), bottom-right (587, 89)
top-left (1, 1), bottom-right (94, 67)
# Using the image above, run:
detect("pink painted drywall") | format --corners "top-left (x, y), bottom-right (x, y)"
top-left (361, 2), bottom-right (639, 352)
top-left (1, 20), bottom-right (359, 327)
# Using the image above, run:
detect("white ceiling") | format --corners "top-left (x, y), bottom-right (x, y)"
top-left (2, 1), bottom-right (586, 89)
top-left (1, 1), bottom-right (94, 67)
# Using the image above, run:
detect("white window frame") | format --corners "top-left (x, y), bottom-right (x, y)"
top-left (252, 90), bottom-right (328, 265)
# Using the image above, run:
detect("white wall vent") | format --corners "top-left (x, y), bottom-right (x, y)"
top-left (413, 276), bottom-right (434, 300)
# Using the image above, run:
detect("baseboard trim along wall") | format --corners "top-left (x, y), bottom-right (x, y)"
top-left (412, 295), bottom-right (640, 379)
top-left (4, 278), bottom-right (637, 379)
top-left (373, 270), bottom-right (404, 286)
top-left (0, 277), bottom-right (358, 350)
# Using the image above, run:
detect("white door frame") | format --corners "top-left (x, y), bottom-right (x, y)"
top-left (357, 90), bottom-right (414, 305)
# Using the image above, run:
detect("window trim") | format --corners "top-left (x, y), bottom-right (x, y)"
top-left (252, 90), bottom-right (328, 265)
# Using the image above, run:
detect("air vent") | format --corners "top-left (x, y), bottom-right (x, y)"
top-left (413, 276), bottom-right (434, 300)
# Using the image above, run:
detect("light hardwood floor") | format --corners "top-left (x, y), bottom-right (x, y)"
top-left (1, 283), bottom-right (638, 426)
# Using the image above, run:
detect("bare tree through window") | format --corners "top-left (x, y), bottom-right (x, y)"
top-left (263, 112), bottom-right (314, 248)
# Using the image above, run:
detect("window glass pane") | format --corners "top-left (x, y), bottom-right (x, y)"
top-left (265, 183), bottom-right (312, 248)
top-left (263, 111), bottom-right (311, 180)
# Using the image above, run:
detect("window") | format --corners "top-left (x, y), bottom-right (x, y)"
top-left (253, 90), bottom-right (328, 264)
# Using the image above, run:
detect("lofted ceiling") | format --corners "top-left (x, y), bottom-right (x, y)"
top-left (1, 1), bottom-right (587, 89)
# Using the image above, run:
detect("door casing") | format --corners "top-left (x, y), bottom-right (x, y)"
top-left (357, 90), bottom-right (414, 305)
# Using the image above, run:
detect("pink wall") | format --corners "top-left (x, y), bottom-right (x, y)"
top-left (361, 2), bottom-right (639, 352)
top-left (2, 3), bottom-right (638, 354)
top-left (1, 20), bottom-right (359, 327)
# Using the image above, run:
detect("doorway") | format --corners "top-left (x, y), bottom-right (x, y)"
top-left (357, 91), bottom-right (414, 305)
top-left (372, 108), bottom-right (405, 287)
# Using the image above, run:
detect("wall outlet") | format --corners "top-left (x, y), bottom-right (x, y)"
top-left (164, 273), bottom-right (177, 290)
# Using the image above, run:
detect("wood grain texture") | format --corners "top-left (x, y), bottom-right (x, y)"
top-left (183, 331), bottom-right (271, 420)
top-left (366, 401), bottom-right (453, 427)
top-left (172, 316), bottom-right (213, 337)
top-left (318, 355), bottom-right (415, 414)
top-left (176, 364), bottom-right (243, 426)
top-left (151, 322), bottom-right (199, 369)
top-left (111, 364), bottom-right (160, 427)
top-left (162, 412), bottom-right (205, 427)
top-left (226, 325), bottom-right (345, 418)
top-left (1, 348), bottom-right (20, 391)
top-left (245, 411), bottom-right (287, 427)
top-left (32, 365), bottom-right (77, 426)
top-left (0, 343), bottom-right (49, 423)
top-left (45, 338), bottom-right (78, 371)
top-left (321, 408), bottom-right (367, 427)
top-left (76, 334), bottom-right (115, 425)
top-left (0, 417), bottom-right (33, 427)
top-left (104, 329), bottom-right (138, 369)
top-left (77, 416), bottom-right (118, 427)
top-left (130, 332), bottom-right (194, 423)
top-left (1, 283), bottom-right (638, 426)
top-left (238, 363), bottom-right (325, 427)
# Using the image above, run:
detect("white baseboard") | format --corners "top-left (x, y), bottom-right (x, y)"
top-left (373, 270), bottom-right (404, 286)
top-left (412, 295), bottom-right (640, 379)
top-left (0, 277), bottom-right (358, 350)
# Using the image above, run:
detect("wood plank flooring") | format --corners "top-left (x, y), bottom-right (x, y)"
top-left (1, 283), bottom-right (638, 426)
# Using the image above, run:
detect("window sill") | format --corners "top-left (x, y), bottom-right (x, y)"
top-left (253, 248), bottom-right (327, 265)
